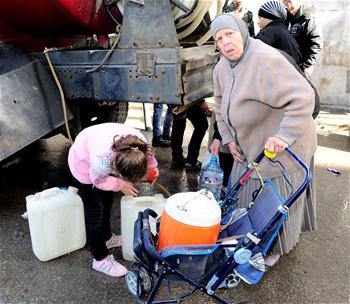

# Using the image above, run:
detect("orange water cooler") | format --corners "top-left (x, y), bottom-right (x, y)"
top-left (157, 190), bottom-right (221, 251)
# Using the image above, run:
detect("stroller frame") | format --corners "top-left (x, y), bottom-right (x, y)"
top-left (125, 148), bottom-right (311, 304)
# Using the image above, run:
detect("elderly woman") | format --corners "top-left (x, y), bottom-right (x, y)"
top-left (210, 14), bottom-right (317, 264)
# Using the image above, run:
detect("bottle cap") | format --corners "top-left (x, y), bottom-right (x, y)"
top-left (210, 155), bottom-right (218, 163)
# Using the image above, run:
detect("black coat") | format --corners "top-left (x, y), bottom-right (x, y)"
top-left (255, 19), bottom-right (301, 64)
top-left (287, 7), bottom-right (322, 73)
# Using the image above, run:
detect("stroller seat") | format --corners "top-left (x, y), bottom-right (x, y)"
top-left (220, 180), bottom-right (286, 243)
top-left (125, 148), bottom-right (311, 304)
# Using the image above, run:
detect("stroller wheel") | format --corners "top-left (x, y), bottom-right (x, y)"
top-left (139, 266), bottom-right (153, 293)
top-left (125, 270), bottom-right (141, 298)
top-left (226, 273), bottom-right (241, 289)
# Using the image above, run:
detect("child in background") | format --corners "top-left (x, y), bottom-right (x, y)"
top-left (68, 123), bottom-right (158, 277)
top-left (152, 103), bottom-right (173, 147)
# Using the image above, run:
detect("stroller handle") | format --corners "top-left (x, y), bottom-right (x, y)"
top-left (142, 208), bottom-right (162, 261)
top-left (221, 147), bottom-right (312, 212)
top-left (280, 147), bottom-right (312, 208)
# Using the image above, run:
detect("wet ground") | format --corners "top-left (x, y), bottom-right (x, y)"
top-left (0, 105), bottom-right (349, 304)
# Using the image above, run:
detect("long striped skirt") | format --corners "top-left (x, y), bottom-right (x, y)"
top-left (227, 158), bottom-right (317, 255)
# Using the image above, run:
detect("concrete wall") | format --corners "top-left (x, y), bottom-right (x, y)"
top-left (245, 0), bottom-right (350, 110)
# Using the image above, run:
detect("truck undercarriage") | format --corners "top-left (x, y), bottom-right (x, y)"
top-left (0, 0), bottom-right (223, 162)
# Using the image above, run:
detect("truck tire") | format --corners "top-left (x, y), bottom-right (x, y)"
top-left (109, 101), bottom-right (129, 124)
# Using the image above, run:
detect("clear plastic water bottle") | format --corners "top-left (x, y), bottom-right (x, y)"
top-left (198, 155), bottom-right (224, 202)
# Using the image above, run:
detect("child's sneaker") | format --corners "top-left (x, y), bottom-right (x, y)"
top-left (106, 234), bottom-right (122, 249)
top-left (92, 255), bottom-right (127, 277)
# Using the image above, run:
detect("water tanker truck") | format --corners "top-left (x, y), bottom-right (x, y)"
top-left (0, 0), bottom-right (226, 162)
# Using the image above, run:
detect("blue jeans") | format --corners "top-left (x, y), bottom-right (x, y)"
top-left (152, 103), bottom-right (173, 137)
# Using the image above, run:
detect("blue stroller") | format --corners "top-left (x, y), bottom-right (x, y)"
top-left (125, 148), bottom-right (311, 303)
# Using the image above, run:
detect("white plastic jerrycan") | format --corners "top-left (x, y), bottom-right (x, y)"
top-left (120, 194), bottom-right (166, 261)
top-left (26, 186), bottom-right (86, 262)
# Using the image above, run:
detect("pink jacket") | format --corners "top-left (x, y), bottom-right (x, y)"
top-left (68, 123), bottom-right (158, 191)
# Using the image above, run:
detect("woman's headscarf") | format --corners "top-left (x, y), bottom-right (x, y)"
top-left (210, 13), bottom-right (251, 67)
top-left (258, 1), bottom-right (287, 20)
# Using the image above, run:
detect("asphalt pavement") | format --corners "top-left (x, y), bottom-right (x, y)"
top-left (0, 106), bottom-right (349, 304)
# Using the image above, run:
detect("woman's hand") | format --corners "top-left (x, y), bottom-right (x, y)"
top-left (120, 182), bottom-right (139, 196)
top-left (210, 139), bottom-right (222, 156)
top-left (228, 140), bottom-right (243, 163)
top-left (264, 136), bottom-right (288, 154)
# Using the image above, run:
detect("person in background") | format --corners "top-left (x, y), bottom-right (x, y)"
top-left (211, 14), bottom-right (317, 266)
top-left (171, 100), bottom-right (209, 170)
top-left (255, 0), bottom-right (320, 119)
top-left (209, 115), bottom-right (233, 191)
top-left (255, 0), bottom-right (301, 64)
top-left (279, 0), bottom-right (322, 77)
top-left (152, 103), bottom-right (173, 147)
top-left (68, 123), bottom-right (158, 277)
top-left (224, 0), bottom-right (255, 36)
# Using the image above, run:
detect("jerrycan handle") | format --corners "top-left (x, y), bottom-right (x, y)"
top-left (39, 187), bottom-right (61, 198)
top-left (68, 186), bottom-right (79, 194)
top-left (134, 196), bottom-right (159, 202)
top-left (132, 195), bottom-right (164, 206)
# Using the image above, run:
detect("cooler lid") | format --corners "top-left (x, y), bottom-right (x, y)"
top-left (164, 190), bottom-right (221, 227)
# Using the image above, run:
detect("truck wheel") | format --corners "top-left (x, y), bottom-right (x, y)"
top-left (109, 101), bottom-right (129, 124)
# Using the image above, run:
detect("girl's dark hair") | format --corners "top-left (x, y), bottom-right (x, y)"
top-left (111, 135), bottom-right (149, 182)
